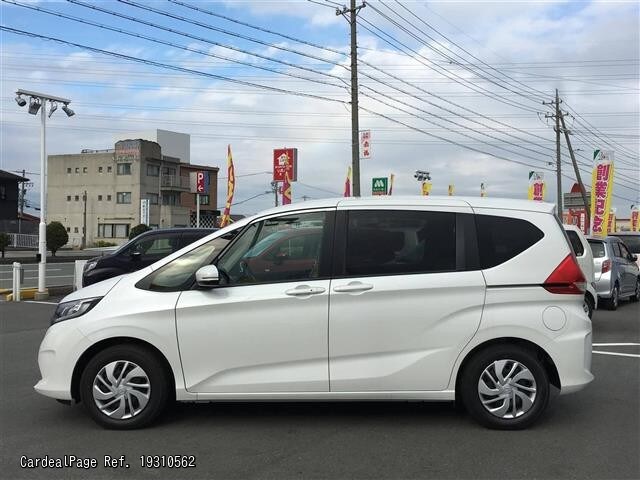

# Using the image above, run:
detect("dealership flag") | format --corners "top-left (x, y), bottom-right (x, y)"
top-left (448, 184), bottom-right (454, 196)
top-left (480, 183), bottom-right (487, 197)
top-left (632, 207), bottom-right (640, 232)
top-left (344, 166), bottom-right (352, 197)
top-left (219, 144), bottom-right (235, 227)
top-left (590, 150), bottom-right (614, 238)
top-left (528, 171), bottom-right (545, 201)
top-left (421, 181), bottom-right (432, 196)
top-left (388, 174), bottom-right (395, 195)
top-left (282, 170), bottom-right (292, 205)
top-left (607, 208), bottom-right (617, 233)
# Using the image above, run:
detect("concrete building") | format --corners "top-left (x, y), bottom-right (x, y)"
top-left (0, 169), bottom-right (31, 233)
top-left (47, 138), bottom-right (218, 248)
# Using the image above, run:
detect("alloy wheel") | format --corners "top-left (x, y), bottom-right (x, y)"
top-left (478, 359), bottom-right (537, 419)
top-left (92, 360), bottom-right (151, 420)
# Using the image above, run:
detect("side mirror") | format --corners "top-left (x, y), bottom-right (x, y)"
top-left (130, 251), bottom-right (142, 260)
top-left (632, 254), bottom-right (638, 262)
top-left (195, 265), bottom-right (220, 288)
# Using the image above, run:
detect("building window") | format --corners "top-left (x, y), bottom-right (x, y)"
top-left (98, 166), bottom-right (103, 173)
top-left (162, 193), bottom-right (176, 205)
top-left (75, 167), bottom-right (79, 174)
top-left (83, 167), bottom-right (88, 173)
top-left (98, 223), bottom-right (130, 238)
top-left (147, 164), bottom-right (160, 177)
top-left (107, 195), bottom-right (112, 201)
top-left (107, 166), bottom-right (112, 173)
top-left (66, 227), bottom-right (71, 232)
top-left (117, 163), bottom-right (132, 175)
top-left (98, 195), bottom-right (103, 201)
top-left (147, 193), bottom-right (159, 205)
top-left (75, 195), bottom-right (80, 201)
top-left (117, 192), bottom-right (132, 204)
top-left (67, 168), bottom-right (72, 174)
top-left (0, 185), bottom-right (6, 200)
top-left (66, 195), bottom-right (71, 202)
top-left (162, 166), bottom-right (176, 176)
top-left (74, 227), bottom-right (79, 233)
top-left (196, 194), bottom-right (210, 205)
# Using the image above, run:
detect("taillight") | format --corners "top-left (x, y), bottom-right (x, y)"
top-left (543, 254), bottom-right (586, 294)
top-left (601, 259), bottom-right (611, 274)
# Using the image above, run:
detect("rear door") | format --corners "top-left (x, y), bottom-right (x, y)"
top-left (618, 241), bottom-right (636, 294)
top-left (328, 205), bottom-right (485, 392)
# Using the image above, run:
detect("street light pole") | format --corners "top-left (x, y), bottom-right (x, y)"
top-left (15, 89), bottom-right (74, 300)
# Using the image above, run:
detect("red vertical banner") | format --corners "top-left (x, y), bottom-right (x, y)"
top-left (220, 144), bottom-right (235, 227)
top-left (631, 208), bottom-right (640, 232)
top-left (388, 173), bottom-right (395, 195)
top-left (344, 166), bottom-right (352, 197)
top-left (282, 170), bottom-right (292, 205)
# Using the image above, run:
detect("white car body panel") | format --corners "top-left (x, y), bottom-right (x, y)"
top-left (34, 196), bottom-right (593, 413)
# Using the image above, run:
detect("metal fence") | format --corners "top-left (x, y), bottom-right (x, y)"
top-left (8, 233), bottom-right (38, 248)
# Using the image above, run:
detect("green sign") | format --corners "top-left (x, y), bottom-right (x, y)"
top-left (372, 177), bottom-right (388, 196)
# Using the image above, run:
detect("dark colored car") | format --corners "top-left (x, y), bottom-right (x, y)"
top-left (82, 228), bottom-right (215, 286)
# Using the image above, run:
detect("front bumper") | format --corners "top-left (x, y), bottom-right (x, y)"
top-left (34, 321), bottom-right (92, 401)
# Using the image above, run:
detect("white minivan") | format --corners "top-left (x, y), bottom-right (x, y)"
top-left (36, 197), bottom-right (593, 430)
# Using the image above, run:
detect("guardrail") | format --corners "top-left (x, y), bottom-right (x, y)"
top-left (8, 233), bottom-right (38, 248)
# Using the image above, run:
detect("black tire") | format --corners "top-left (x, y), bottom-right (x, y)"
top-left (460, 345), bottom-right (550, 430)
top-left (606, 283), bottom-right (619, 310)
top-left (79, 345), bottom-right (170, 429)
top-left (630, 278), bottom-right (640, 303)
top-left (584, 294), bottom-right (595, 319)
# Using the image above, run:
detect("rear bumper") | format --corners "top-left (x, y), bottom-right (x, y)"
top-left (546, 310), bottom-right (594, 395)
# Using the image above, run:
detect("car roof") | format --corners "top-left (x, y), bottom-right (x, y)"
top-left (136, 227), bottom-right (216, 238)
top-left (255, 196), bottom-right (556, 217)
top-left (609, 232), bottom-right (639, 236)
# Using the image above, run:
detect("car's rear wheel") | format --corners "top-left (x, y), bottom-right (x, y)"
top-left (79, 345), bottom-right (169, 429)
top-left (460, 345), bottom-right (550, 430)
top-left (631, 278), bottom-right (640, 303)
top-left (606, 283), bottom-right (620, 310)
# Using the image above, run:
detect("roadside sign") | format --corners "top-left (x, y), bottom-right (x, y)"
top-left (273, 148), bottom-right (298, 182)
top-left (360, 130), bottom-right (371, 159)
top-left (189, 171), bottom-right (209, 194)
top-left (372, 177), bottom-right (388, 196)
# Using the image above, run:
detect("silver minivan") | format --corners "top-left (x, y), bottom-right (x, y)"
top-left (587, 236), bottom-right (640, 309)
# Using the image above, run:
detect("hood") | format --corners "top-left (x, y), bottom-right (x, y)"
top-left (61, 274), bottom-right (124, 302)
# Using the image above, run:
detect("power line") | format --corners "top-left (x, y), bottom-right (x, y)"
top-left (4, 0), bottom-right (348, 90)
top-left (0, 26), bottom-right (348, 105)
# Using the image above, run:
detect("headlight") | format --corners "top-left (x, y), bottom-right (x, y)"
top-left (51, 297), bottom-right (102, 325)
top-left (84, 261), bottom-right (98, 272)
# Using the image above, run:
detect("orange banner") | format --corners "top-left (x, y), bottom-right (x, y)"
top-left (219, 144), bottom-right (235, 227)
top-left (344, 166), bottom-right (352, 197)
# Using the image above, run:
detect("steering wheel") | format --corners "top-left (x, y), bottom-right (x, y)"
top-left (239, 259), bottom-right (257, 283)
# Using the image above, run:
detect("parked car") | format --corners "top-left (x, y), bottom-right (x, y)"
top-left (36, 197), bottom-right (593, 430)
top-left (564, 225), bottom-right (598, 318)
top-left (587, 235), bottom-right (640, 310)
top-left (609, 232), bottom-right (640, 270)
top-left (82, 228), bottom-right (215, 286)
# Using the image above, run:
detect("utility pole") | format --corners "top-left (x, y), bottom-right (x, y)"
top-left (543, 89), bottom-right (563, 216)
top-left (337, 1), bottom-right (365, 197)
top-left (18, 169), bottom-right (26, 234)
top-left (559, 112), bottom-right (591, 223)
top-left (271, 181), bottom-right (279, 207)
top-left (82, 190), bottom-right (87, 249)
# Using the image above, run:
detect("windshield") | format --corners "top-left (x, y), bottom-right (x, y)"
top-left (612, 235), bottom-right (640, 254)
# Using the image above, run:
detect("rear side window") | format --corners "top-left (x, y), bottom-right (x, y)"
top-left (588, 240), bottom-right (606, 258)
top-left (475, 215), bottom-right (544, 269)
top-left (615, 236), bottom-right (640, 254)
top-left (345, 210), bottom-right (456, 276)
top-left (566, 230), bottom-right (585, 256)
top-left (612, 242), bottom-right (622, 258)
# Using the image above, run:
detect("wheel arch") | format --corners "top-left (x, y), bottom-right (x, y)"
top-left (454, 337), bottom-right (560, 405)
top-left (71, 337), bottom-right (176, 403)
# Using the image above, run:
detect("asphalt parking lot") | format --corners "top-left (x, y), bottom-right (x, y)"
top-left (1, 299), bottom-right (638, 480)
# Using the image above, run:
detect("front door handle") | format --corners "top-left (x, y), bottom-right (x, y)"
top-left (285, 285), bottom-right (326, 296)
top-left (333, 281), bottom-right (374, 293)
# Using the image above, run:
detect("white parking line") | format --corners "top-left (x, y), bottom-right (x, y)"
top-left (592, 343), bottom-right (640, 347)
top-left (593, 350), bottom-right (640, 358)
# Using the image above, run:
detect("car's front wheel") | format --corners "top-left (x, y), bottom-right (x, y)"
top-left (79, 345), bottom-right (170, 429)
top-left (583, 294), bottom-right (595, 319)
top-left (460, 345), bottom-right (550, 430)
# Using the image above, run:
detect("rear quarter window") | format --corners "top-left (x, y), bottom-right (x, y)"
top-left (475, 215), bottom-right (544, 269)
top-left (588, 240), bottom-right (606, 258)
top-left (565, 230), bottom-right (585, 256)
